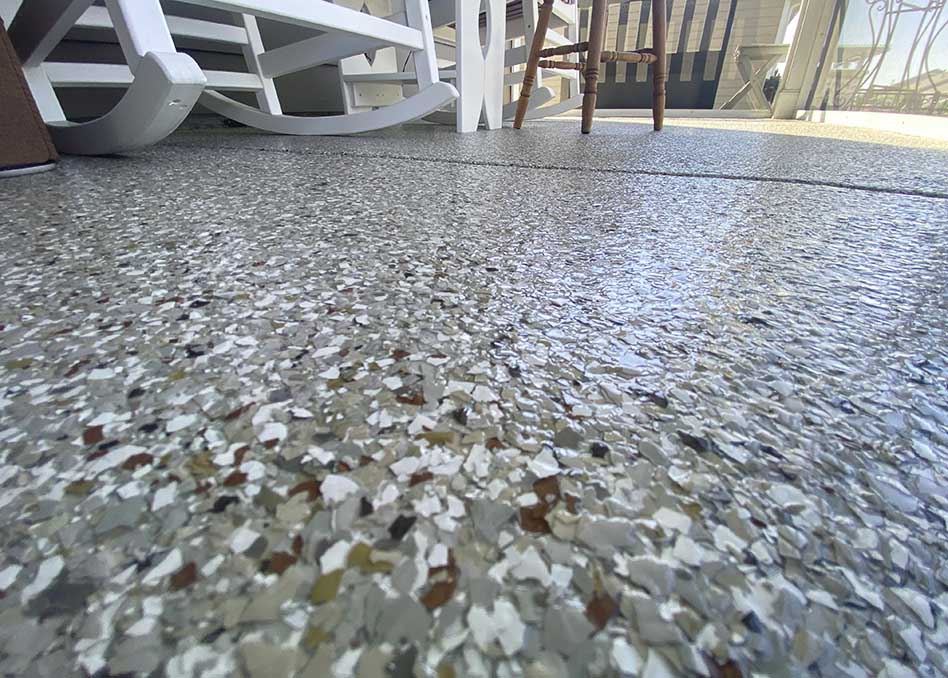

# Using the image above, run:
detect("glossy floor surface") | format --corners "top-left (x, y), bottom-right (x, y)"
top-left (0, 119), bottom-right (947, 678)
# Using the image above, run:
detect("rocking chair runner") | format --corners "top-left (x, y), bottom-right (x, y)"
top-left (513, 0), bottom-right (667, 133)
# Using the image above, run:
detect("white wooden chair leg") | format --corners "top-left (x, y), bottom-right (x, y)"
top-left (344, 0), bottom-right (503, 132)
top-left (240, 13), bottom-right (282, 114)
top-left (454, 0), bottom-right (483, 133)
top-left (481, 0), bottom-right (504, 129)
top-left (104, 0), bottom-right (175, 69)
top-left (404, 0), bottom-right (439, 88)
top-left (20, 65), bottom-right (66, 122)
top-left (455, 0), bottom-right (504, 132)
top-left (0, 0), bottom-right (24, 25)
top-left (8, 0), bottom-right (93, 65)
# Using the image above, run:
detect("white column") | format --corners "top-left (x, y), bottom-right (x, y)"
top-left (771, 0), bottom-right (839, 118)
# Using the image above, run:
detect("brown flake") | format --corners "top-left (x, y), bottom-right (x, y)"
top-left (267, 552), bottom-right (298, 575)
top-left (223, 471), bottom-right (248, 487)
top-left (64, 359), bottom-right (90, 377)
top-left (409, 471), bottom-right (434, 487)
top-left (421, 556), bottom-right (458, 610)
top-left (289, 479), bottom-right (321, 501)
top-left (391, 349), bottom-right (411, 361)
top-left (519, 504), bottom-right (551, 534)
top-left (421, 577), bottom-right (457, 610)
top-left (485, 437), bottom-right (504, 450)
top-left (585, 593), bottom-right (618, 630)
top-left (169, 562), bottom-right (198, 591)
top-left (83, 426), bottom-right (105, 446)
top-left (155, 295), bottom-right (183, 305)
top-left (707, 658), bottom-right (745, 678)
top-left (233, 445), bottom-right (249, 467)
top-left (223, 402), bottom-right (255, 421)
top-left (533, 476), bottom-right (561, 506)
top-left (122, 453), bottom-right (154, 471)
top-left (292, 535), bottom-right (304, 556)
top-left (396, 389), bottom-right (425, 406)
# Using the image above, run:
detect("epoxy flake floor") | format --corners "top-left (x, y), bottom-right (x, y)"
top-left (1, 121), bottom-right (947, 678)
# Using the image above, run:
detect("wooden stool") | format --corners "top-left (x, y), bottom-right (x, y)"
top-left (513, 0), bottom-right (667, 134)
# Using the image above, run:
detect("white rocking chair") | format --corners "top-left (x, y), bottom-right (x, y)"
top-left (8, 0), bottom-right (205, 156)
top-left (339, 0), bottom-right (581, 130)
top-left (6, 0), bottom-right (457, 155)
top-left (339, 0), bottom-right (505, 133)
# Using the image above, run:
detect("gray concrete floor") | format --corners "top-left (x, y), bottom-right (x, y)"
top-left (0, 120), bottom-right (947, 678)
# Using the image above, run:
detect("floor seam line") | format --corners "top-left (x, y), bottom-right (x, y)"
top-left (163, 142), bottom-right (948, 201)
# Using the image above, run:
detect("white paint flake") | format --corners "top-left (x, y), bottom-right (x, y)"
top-left (320, 540), bottom-right (351, 572)
top-left (527, 449), bottom-right (559, 478)
top-left (0, 564), bottom-right (22, 589)
top-left (612, 638), bottom-right (644, 674)
top-left (166, 414), bottom-right (198, 433)
top-left (142, 549), bottom-right (182, 585)
top-left (509, 546), bottom-right (551, 586)
top-left (321, 474), bottom-right (360, 504)
top-left (151, 482), bottom-right (177, 511)
top-left (390, 457), bottom-right (421, 477)
top-left (21, 556), bottom-right (63, 602)
top-left (471, 385), bottom-right (498, 403)
top-left (257, 422), bottom-right (287, 445)
top-left (229, 527), bottom-right (261, 554)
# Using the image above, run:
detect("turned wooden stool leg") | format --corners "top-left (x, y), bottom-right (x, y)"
top-left (651, 0), bottom-right (668, 130)
top-left (581, 0), bottom-right (609, 134)
top-left (514, 0), bottom-right (556, 129)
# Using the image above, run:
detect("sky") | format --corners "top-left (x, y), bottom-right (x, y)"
top-left (837, 0), bottom-right (947, 86)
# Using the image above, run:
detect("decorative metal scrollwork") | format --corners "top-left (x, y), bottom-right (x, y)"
top-left (828, 0), bottom-right (946, 115)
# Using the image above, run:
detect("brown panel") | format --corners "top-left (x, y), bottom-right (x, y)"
top-left (0, 19), bottom-right (58, 171)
